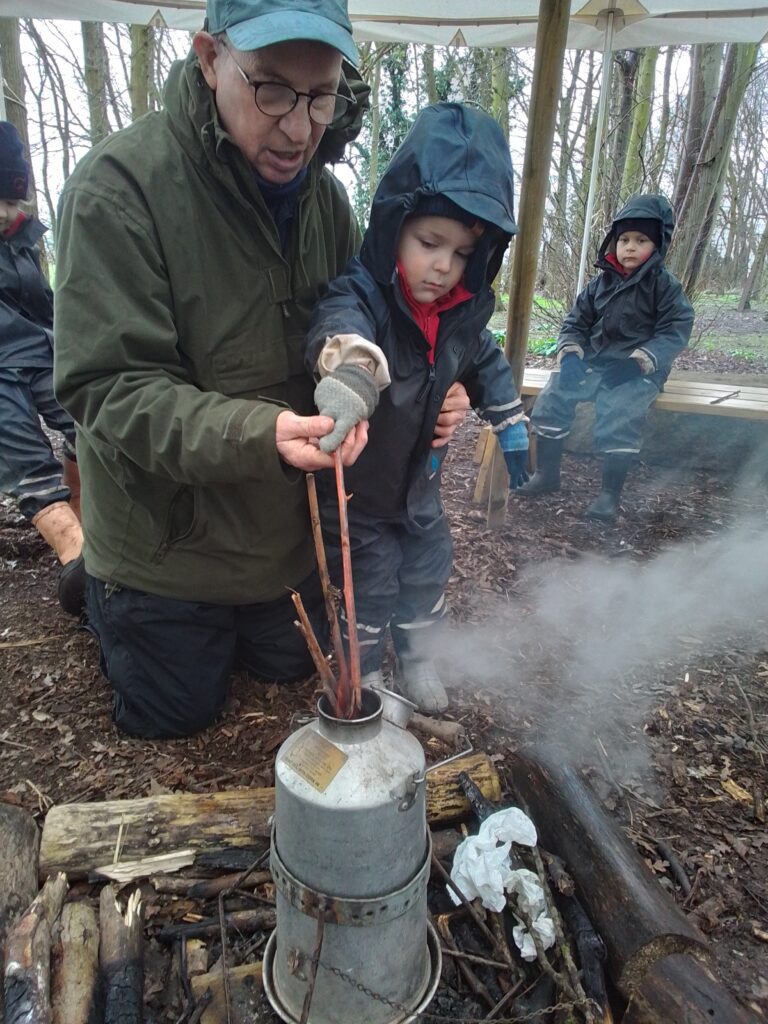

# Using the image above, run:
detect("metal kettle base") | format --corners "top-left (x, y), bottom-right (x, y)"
top-left (262, 919), bottom-right (442, 1024)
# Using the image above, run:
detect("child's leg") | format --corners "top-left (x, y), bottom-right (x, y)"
top-left (528, 365), bottom-right (601, 442)
top-left (390, 518), bottom-right (453, 712)
top-left (0, 367), bottom-right (71, 519)
top-left (29, 366), bottom-right (80, 518)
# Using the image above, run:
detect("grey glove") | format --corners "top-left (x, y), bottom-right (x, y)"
top-left (314, 364), bottom-right (380, 453)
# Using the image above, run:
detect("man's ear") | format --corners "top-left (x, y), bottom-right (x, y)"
top-left (193, 31), bottom-right (219, 90)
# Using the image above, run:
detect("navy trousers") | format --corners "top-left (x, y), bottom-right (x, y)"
top-left (530, 365), bottom-right (660, 454)
top-left (0, 366), bottom-right (76, 519)
top-left (321, 509), bottom-right (452, 673)
top-left (85, 571), bottom-right (328, 738)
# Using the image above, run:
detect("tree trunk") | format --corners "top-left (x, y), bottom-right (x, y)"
top-left (422, 44), bottom-right (437, 104)
top-left (738, 216), bottom-right (768, 311)
top-left (367, 46), bottom-right (382, 200)
top-left (129, 24), bottom-right (150, 120)
top-left (601, 50), bottom-right (638, 231)
top-left (81, 21), bottom-right (111, 145)
top-left (620, 47), bottom-right (659, 198)
top-left (0, 18), bottom-right (42, 227)
top-left (649, 46), bottom-right (674, 190)
top-left (679, 43), bottom-right (759, 294)
top-left (671, 43), bottom-right (723, 216)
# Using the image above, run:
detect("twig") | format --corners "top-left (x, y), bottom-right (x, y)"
top-left (0, 635), bottom-right (64, 649)
top-left (440, 948), bottom-right (511, 970)
top-left (306, 473), bottom-right (349, 687)
top-left (291, 591), bottom-right (337, 703)
top-left (430, 849), bottom-right (501, 954)
top-left (483, 977), bottom-right (526, 1020)
top-left (217, 889), bottom-right (232, 1024)
top-left (333, 450), bottom-right (361, 715)
top-left (655, 838), bottom-right (692, 895)
top-left (732, 675), bottom-right (765, 763)
top-left (435, 914), bottom-right (496, 1010)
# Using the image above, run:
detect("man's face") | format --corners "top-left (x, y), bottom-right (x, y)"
top-left (194, 34), bottom-right (342, 184)
top-left (396, 216), bottom-right (478, 304)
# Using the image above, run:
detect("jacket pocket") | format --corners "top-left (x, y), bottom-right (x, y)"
top-left (211, 327), bottom-right (289, 396)
top-left (151, 485), bottom-right (204, 564)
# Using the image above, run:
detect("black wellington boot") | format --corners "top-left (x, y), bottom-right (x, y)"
top-left (585, 454), bottom-right (633, 522)
top-left (518, 436), bottom-right (564, 495)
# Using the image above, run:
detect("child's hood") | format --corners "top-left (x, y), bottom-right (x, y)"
top-left (597, 193), bottom-right (675, 265)
top-left (360, 102), bottom-right (517, 288)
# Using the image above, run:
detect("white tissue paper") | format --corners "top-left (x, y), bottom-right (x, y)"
top-left (448, 808), bottom-right (556, 960)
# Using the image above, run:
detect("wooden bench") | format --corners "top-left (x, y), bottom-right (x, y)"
top-left (520, 366), bottom-right (768, 420)
top-left (473, 367), bottom-right (768, 523)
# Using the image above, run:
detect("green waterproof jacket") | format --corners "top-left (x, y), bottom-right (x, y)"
top-left (54, 52), bottom-right (360, 604)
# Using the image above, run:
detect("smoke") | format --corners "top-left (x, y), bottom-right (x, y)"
top-left (434, 518), bottom-right (768, 777)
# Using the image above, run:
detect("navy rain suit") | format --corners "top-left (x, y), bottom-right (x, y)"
top-left (530, 195), bottom-right (693, 454)
top-left (306, 102), bottom-right (525, 672)
top-left (0, 214), bottom-right (75, 519)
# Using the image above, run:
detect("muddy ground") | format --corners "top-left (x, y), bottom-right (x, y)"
top-left (0, 344), bottom-right (767, 1020)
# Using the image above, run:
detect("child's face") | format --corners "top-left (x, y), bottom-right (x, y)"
top-left (0, 199), bottom-right (21, 234)
top-left (615, 230), bottom-right (656, 271)
top-left (397, 215), bottom-right (478, 304)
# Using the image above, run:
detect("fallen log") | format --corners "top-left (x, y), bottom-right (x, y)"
top-left (99, 887), bottom-right (143, 1024)
top-left (52, 902), bottom-right (99, 1024)
top-left (622, 953), bottom-right (759, 1023)
top-left (3, 873), bottom-right (68, 1024)
top-left (509, 749), bottom-right (711, 997)
top-left (40, 753), bottom-right (500, 878)
top-left (0, 805), bottom-right (40, 943)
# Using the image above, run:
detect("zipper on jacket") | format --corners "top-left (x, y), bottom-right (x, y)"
top-left (281, 302), bottom-right (290, 318)
top-left (416, 363), bottom-right (436, 402)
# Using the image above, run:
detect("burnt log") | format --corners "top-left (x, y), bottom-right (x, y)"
top-left (99, 887), bottom-right (143, 1024)
top-left (3, 873), bottom-right (68, 1024)
top-left (622, 954), bottom-right (759, 1023)
top-left (40, 753), bottom-right (501, 878)
top-left (509, 750), bottom-right (710, 996)
top-left (52, 902), bottom-right (99, 1024)
top-left (0, 804), bottom-right (40, 948)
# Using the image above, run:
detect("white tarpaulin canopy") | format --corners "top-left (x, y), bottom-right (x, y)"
top-left (5, 0), bottom-right (768, 48)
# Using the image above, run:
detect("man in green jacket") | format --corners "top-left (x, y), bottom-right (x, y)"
top-left (53, 0), bottom-right (381, 738)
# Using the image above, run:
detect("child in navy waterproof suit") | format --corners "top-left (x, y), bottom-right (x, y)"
top-left (520, 194), bottom-right (693, 521)
top-left (0, 121), bottom-right (85, 614)
top-left (305, 102), bottom-right (528, 712)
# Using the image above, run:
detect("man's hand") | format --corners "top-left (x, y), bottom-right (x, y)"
top-left (432, 381), bottom-right (471, 448)
top-left (314, 365), bottom-right (379, 453)
top-left (601, 358), bottom-right (643, 389)
top-left (276, 411), bottom-right (368, 471)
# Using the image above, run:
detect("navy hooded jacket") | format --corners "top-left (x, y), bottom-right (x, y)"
top-left (306, 102), bottom-right (524, 529)
top-left (0, 214), bottom-right (54, 369)
top-left (556, 194), bottom-right (693, 388)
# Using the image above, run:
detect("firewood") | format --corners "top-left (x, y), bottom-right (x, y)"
top-left (40, 753), bottom-right (501, 878)
top-left (410, 713), bottom-right (467, 747)
top-left (157, 909), bottom-right (276, 943)
top-left (51, 902), bottom-right (99, 1024)
top-left (190, 962), bottom-right (263, 1023)
top-left (508, 749), bottom-right (712, 997)
top-left (622, 953), bottom-right (758, 1023)
top-left (0, 804), bottom-right (40, 950)
top-left (3, 873), bottom-right (68, 1024)
top-left (99, 887), bottom-right (143, 1024)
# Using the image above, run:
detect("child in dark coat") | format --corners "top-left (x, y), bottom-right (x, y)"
top-left (0, 121), bottom-right (85, 613)
top-left (520, 194), bottom-right (693, 520)
top-left (306, 102), bottom-right (528, 712)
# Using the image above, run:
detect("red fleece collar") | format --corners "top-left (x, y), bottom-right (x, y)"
top-left (2, 211), bottom-right (27, 240)
top-left (396, 261), bottom-right (474, 363)
top-left (605, 252), bottom-right (630, 277)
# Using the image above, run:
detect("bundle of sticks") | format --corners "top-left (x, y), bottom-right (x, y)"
top-left (292, 451), bottom-right (361, 720)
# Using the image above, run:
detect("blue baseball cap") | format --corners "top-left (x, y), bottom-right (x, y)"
top-left (207, 0), bottom-right (358, 66)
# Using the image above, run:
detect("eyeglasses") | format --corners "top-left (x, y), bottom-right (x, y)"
top-left (221, 42), bottom-right (350, 126)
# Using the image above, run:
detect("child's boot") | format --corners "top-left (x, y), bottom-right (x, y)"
top-left (32, 501), bottom-right (86, 615)
top-left (518, 436), bottom-right (564, 495)
top-left (62, 453), bottom-right (81, 521)
top-left (395, 656), bottom-right (448, 714)
top-left (585, 454), bottom-right (633, 522)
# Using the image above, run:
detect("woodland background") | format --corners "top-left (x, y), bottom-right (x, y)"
top-left (1, 18), bottom-right (767, 326)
